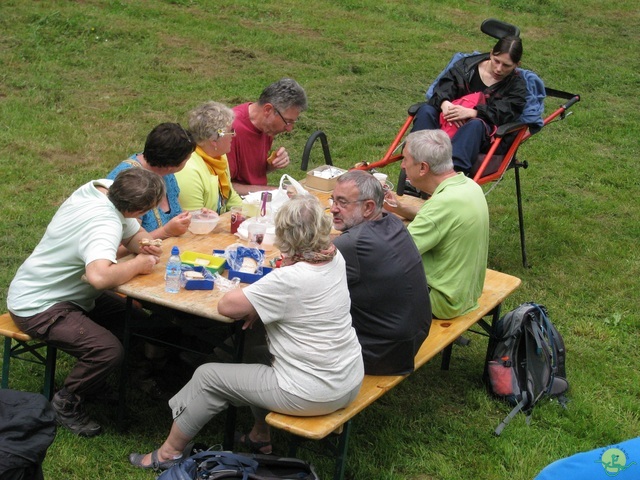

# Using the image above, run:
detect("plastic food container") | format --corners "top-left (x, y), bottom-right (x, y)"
top-left (180, 251), bottom-right (226, 274)
top-left (181, 265), bottom-right (215, 290)
top-left (188, 211), bottom-right (220, 235)
top-left (212, 249), bottom-right (273, 284)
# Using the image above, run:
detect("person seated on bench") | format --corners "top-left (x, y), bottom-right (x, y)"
top-left (129, 195), bottom-right (364, 471)
top-left (7, 169), bottom-right (167, 438)
top-left (228, 78), bottom-right (308, 195)
top-left (107, 122), bottom-right (196, 243)
top-left (175, 101), bottom-right (243, 214)
top-left (330, 170), bottom-right (431, 375)
top-left (412, 35), bottom-right (527, 174)
top-left (384, 130), bottom-right (489, 319)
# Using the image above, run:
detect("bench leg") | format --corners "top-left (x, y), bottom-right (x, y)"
top-left (482, 304), bottom-right (503, 384)
top-left (287, 434), bottom-right (302, 458)
top-left (333, 420), bottom-right (352, 480)
top-left (2, 337), bottom-right (11, 389)
top-left (440, 344), bottom-right (453, 370)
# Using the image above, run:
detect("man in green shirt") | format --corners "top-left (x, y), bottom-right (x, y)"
top-left (385, 129), bottom-right (489, 319)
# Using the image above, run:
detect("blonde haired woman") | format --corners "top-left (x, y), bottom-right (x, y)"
top-left (176, 101), bottom-right (243, 213)
top-left (129, 195), bottom-right (363, 470)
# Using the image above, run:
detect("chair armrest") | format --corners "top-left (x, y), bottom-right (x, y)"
top-left (496, 121), bottom-right (528, 137)
top-left (408, 102), bottom-right (427, 116)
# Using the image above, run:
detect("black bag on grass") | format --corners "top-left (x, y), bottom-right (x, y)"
top-left (485, 302), bottom-right (569, 435)
top-left (156, 450), bottom-right (320, 480)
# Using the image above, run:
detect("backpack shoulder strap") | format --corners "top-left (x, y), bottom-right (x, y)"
top-left (495, 392), bottom-right (529, 436)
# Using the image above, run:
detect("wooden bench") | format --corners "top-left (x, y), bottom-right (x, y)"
top-left (0, 312), bottom-right (57, 400)
top-left (266, 269), bottom-right (522, 480)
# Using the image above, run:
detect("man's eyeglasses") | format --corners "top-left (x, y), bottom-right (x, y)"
top-left (329, 197), bottom-right (364, 209)
top-left (216, 128), bottom-right (236, 138)
top-left (274, 108), bottom-right (297, 126)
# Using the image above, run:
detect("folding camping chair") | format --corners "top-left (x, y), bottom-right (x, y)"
top-left (300, 18), bottom-right (580, 268)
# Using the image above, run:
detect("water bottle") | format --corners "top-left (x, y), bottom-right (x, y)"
top-left (165, 246), bottom-right (181, 293)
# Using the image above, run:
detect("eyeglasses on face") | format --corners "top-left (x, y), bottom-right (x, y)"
top-left (329, 197), bottom-right (364, 209)
top-left (274, 108), bottom-right (297, 126)
top-left (216, 128), bottom-right (236, 138)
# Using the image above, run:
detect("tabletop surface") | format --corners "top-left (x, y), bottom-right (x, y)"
top-left (114, 188), bottom-right (425, 322)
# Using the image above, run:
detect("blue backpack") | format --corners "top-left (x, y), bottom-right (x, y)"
top-left (156, 450), bottom-right (320, 480)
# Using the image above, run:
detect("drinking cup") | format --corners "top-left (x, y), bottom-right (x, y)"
top-left (230, 207), bottom-right (246, 234)
top-left (373, 172), bottom-right (388, 185)
top-left (248, 222), bottom-right (267, 247)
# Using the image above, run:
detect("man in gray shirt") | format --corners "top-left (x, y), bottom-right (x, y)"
top-left (330, 170), bottom-right (431, 375)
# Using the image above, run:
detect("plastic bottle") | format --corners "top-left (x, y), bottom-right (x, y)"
top-left (165, 246), bottom-right (182, 293)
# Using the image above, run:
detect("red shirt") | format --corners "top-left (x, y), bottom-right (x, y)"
top-left (228, 103), bottom-right (273, 187)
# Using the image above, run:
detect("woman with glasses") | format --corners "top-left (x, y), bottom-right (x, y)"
top-left (175, 101), bottom-right (243, 214)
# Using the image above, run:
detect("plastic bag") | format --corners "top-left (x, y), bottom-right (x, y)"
top-left (271, 174), bottom-right (309, 213)
top-left (224, 244), bottom-right (265, 275)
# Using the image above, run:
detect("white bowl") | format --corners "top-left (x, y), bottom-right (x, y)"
top-left (188, 212), bottom-right (220, 235)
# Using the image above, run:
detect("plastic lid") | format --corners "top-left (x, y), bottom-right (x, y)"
top-left (171, 246), bottom-right (180, 255)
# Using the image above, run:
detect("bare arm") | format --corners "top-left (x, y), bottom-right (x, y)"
top-left (152, 211), bottom-right (192, 239)
top-left (84, 256), bottom-right (160, 291)
top-left (382, 191), bottom-right (421, 221)
top-left (120, 227), bottom-right (163, 257)
top-left (218, 288), bottom-right (261, 329)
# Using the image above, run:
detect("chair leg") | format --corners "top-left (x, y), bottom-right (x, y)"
top-left (514, 164), bottom-right (530, 268)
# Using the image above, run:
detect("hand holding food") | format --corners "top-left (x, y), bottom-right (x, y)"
top-left (139, 238), bottom-right (163, 247)
top-left (267, 147), bottom-right (289, 169)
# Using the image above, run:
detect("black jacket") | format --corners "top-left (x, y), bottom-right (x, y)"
top-left (0, 389), bottom-right (56, 477)
top-left (428, 53), bottom-right (527, 127)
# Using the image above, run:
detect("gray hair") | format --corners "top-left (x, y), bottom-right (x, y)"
top-left (108, 168), bottom-right (165, 214)
top-left (405, 130), bottom-right (454, 175)
top-left (257, 78), bottom-right (308, 112)
top-left (275, 195), bottom-right (332, 256)
top-left (188, 101), bottom-right (235, 142)
top-left (336, 170), bottom-right (384, 212)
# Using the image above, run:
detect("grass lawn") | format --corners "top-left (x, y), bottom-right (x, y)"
top-left (1, 1), bottom-right (639, 479)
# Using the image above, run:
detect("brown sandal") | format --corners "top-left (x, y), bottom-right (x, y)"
top-left (234, 431), bottom-right (272, 455)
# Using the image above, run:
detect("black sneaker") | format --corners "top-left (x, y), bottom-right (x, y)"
top-left (51, 391), bottom-right (102, 437)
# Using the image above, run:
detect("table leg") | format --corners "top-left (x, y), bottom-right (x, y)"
top-left (117, 296), bottom-right (133, 430)
top-left (223, 320), bottom-right (246, 450)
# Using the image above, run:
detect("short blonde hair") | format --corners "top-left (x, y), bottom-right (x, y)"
top-left (187, 101), bottom-right (235, 143)
top-left (275, 195), bottom-right (332, 256)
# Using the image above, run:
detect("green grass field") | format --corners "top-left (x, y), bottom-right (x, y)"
top-left (1, 1), bottom-right (639, 479)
